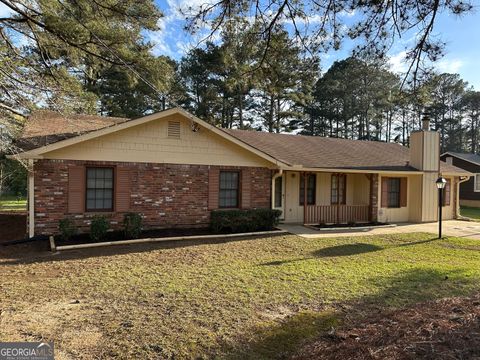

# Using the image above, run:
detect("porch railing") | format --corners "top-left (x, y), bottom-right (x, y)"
top-left (305, 205), bottom-right (370, 224)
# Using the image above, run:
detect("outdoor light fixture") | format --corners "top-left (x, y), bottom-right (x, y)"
top-left (436, 177), bottom-right (447, 239)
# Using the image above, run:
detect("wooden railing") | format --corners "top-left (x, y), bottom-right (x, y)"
top-left (305, 205), bottom-right (370, 224)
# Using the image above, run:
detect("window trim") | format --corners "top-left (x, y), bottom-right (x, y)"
top-left (331, 174), bottom-right (347, 205)
top-left (299, 173), bottom-right (316, 206)
top-left (218, 170), bottom-right (240, 209)
top-left (85, 166), bottom-right (115, 212)
top-left (387, 177), bottom-right (401, 208)
top-left (475, 174), bottom-right (480, 192)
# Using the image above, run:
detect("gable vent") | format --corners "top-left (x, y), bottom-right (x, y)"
top-left (167, 121), bottom-right (181, 138)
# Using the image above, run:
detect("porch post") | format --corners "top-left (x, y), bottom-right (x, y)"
top-left (369, 174), bottom-right (379, 222)
top-left (303, 171), bottom-right (307, 225)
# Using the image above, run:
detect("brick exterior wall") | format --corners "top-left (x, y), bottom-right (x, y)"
top-left (370, 173), bottom-right (379, 222)
top-left (33, 160), bottom-right (272, 235)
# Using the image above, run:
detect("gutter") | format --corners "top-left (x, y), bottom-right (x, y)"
top-left (27, 159), bottom-right (35, 238)
top-left (456, 175), bottom-right (471, 218)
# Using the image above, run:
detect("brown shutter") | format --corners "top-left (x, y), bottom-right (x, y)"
top-left (208, 168), bottom-right (219, 210)
top-left (241, 170), bottom-right (251, 209)
top-left (381, 177), bottom-right (389, 208)
top-left (116, 167), bottom-right (131, 212)
top-left (444, 179), bottom-right (451, 206)
top-left (68, 166), bottom-right (85, 213)
top-left (400, 177), bottom-right (408, 207)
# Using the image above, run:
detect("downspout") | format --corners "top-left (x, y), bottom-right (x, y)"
top-left (457, 176), bottom-right (470, 219)
top-left (28, 159), bottom-right (35, 238)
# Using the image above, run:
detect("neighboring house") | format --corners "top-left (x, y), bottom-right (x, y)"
top-left (10, 108), bottom-right (469, 238)
top-left (441, 152), bottom-right (480, 207)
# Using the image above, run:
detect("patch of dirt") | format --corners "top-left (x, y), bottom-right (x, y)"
top-left (0, 213), bottom-right (27, 243)
top-left (293, 294), bottom-right (480, 360)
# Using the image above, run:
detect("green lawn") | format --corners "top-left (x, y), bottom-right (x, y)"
top-left (461, 206), bottom-right (480, 221)
top-left (1, 232), bottom-right (480, 359)
top-left (0, 195), bottom-right (27, 211)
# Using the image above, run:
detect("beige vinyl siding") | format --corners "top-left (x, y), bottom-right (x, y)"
top-left (378, 173), bottom-right (455, 223)
top-left (408, 174), bottom-right (423, 222)
top-left (351, 174), bottom-right (370, 205)
top-left (409, 131), bottom-right (440, 172)
top-left (377, 174), bottom-right (411, 223)
top-left (41, 114), bottom-right (274, 168)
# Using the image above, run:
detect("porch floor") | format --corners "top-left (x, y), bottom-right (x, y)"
top-left (278, 220), bottom-right (480, 240)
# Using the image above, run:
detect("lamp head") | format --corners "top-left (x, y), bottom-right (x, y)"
top-left (436, 177), bottom-right (447, 189)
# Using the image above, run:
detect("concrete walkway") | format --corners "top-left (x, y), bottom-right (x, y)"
top-left (278, 220), bottom-right (480, 240)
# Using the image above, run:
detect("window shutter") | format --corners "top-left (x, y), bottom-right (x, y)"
top-left (400, 177), bottom-right (408, 207)
top-left (241, 170), bottom-right (251, 209)
top-left (444, 179), bottom-right (451, 206)
top-left (208, 168), bottom-right (219, 210)
top-left (381, 177), bottom-right (389, 208)
top-left (116, 167), bottom-right (131, 212)
top-left (68, 166), bottom-right (85, 213)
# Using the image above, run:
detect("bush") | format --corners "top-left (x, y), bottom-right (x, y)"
top-left (59, 218), bottom-right (77, 240)
top-left (123, 212), bottom-right (143, 238)
top-left (210, 208), bottom-right (282, 233)
top-left (90, 215), bottom-right (109, 242)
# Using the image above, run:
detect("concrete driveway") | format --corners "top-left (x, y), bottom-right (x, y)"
top-left (279, 220), bottom-right (480, 240)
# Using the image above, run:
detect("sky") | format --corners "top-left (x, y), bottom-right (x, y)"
top-left (149, 0), bottom-right (480, 89)
top-left (0, 0), bottom-right (479, 88)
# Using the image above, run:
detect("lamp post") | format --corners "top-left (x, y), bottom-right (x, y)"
top-left (436, 177), bottom-right (447, 239)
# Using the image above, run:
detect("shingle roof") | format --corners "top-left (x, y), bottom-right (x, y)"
top-left (14, 110), bottom-right (468, 175)
top-left (443, 152), bottom-right (480, 166)
top-left (16, 110), bottom-right (128, 151)
top-left (224, 129), bottom-right (467, 174)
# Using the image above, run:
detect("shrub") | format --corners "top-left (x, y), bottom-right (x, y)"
top-left (90, 215), bottom-right (109, 242)
top-left (123, 212), bottom-right (143, 238)
top-left (210, 208), bottom-right (282, 233)
top-left (59, 218), bottom-right (77, 240)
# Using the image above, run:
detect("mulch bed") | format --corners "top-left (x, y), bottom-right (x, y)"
top-left (0, 212), bottom-right (27, 243)
top-left (293, 294), bottom-right (480, 360)
top-left (312, 222), bottom-right (388, 229)
top-left (54, 227), bottom-right (280, 246)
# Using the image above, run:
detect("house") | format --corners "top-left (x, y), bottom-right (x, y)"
top-left (441, 152), bottom-right (480, 208)
top-left (10, 108), bottom-right (470, 238)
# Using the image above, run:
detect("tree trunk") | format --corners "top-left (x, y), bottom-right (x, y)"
top-left (268, 94), bottom-right (274, 133)
top-left (276, 97), bottom-right (281, 133)
top-left (238, 92), bottom-right (243, 129)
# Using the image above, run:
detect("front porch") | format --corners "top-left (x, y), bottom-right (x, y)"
top-left (272, 170), bottom-right (378, 225)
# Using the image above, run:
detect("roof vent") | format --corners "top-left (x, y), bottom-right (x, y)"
top-left (167, 121), bottom-right (181, 138)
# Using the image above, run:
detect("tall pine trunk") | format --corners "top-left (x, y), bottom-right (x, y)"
top-left (268, 94), bottom-right (274, 133)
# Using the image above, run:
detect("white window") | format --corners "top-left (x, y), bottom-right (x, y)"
top-left (475, 174), bottom-right (480, 192)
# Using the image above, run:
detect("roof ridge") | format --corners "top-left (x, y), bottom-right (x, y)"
top-left (225, 128), bottom-right (404, 146)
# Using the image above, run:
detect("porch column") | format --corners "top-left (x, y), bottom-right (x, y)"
top-left (369, 174), bottom-right (379, 222)
top-left (303, 171), bottom-right (307, 225)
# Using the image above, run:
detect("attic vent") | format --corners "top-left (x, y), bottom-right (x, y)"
top-left (167, 121), bottom-right (181, 138)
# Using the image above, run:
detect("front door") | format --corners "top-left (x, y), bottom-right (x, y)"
top-left (273, 174), bottom-right (285, 220)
